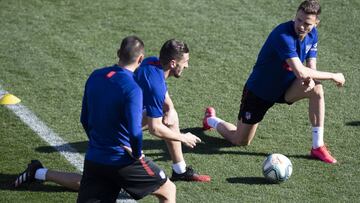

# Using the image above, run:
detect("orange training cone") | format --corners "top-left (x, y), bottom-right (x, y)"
top-left (0, 93), bottom-right (21, 105)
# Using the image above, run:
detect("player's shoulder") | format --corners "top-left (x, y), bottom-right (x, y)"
top-left (91, 65), bottom-right (112, 75)
top-left (112, 69), bottom-right (141, 93)
top-left (87, 65), bottom-right (116, 82)
top-left (136, 56), bottom-right (163, 78)
top-left (139, 57), bottom-right (162, 71)
top-left (112, 68), bottom-right (135, 82)
top-left (273, 21), bottom-right (294, 32)
top-left (308, 26), bottom-right (318, 39)
top-left (269, 21), bottom-right (296, 40)
top-left (142, 56), bottom-right (161, 66)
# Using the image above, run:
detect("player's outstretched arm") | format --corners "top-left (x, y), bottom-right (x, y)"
top-left (286, 57), bottom-right (345, 86)
top-left (147, 117), bottom-right (201, 148)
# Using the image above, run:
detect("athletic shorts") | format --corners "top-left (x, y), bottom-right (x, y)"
top-left (238, 86), bottom-right (292, 124)
top-left (77, 157), bottom-right (168, 202)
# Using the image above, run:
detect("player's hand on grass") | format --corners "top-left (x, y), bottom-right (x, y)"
top-left (302, 77), bottom-right (315, 92)
top-left (332, 73), bottom-right (345, 87)
top-left (181, 132), bottom-right (202, 148)
top-left (163, 108), bottom-right (178, 126)
top-left (122, 145), bottom-right (145, 160)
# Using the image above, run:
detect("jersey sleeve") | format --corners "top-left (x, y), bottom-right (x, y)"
top-left (125, 86), bottom-right (143, 159)
top-left (80, 80), bottom-right (89, 137)
top-left (144, 84), bottom-right (165, 118)
top-left (273, 32), bottom-right (298, 60)
top-left (306, 30), bottom-right (318, 59)
top-left (143, 72), bottom-right (166, 118)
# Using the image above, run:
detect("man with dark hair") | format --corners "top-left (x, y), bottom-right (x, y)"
top-left (136, 39), bottom-right (210, 182)
top-left (13, 39), bottom-right (209, 194)
top-left (77, 35), bottom-right (176, 202)
top-left (203, 0), bottom-right (345, 164)
top-left (14, 36), bottom-right (176, 203)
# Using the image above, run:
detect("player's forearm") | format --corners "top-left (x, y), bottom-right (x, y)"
top-left (129, 131), bottom-right (143, 158)
top-left (300, 67), bottom-right (335, 81)
top-left (149, 124), bottom-right (183, 142)
top-left (306, 58), bottom-right (317, 70)
top-left (288, 57), bottom-right (335, 81)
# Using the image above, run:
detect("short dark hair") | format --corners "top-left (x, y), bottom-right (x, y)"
top-left (159, 39), bottom-right (189, 68)
top-left (117, 36), bottom-right (144, 65)
top-left (297, 0), bottom-right (321, 16)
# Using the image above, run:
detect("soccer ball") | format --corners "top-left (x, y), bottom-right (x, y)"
top-left (262, 153), bottom-right (293, 183)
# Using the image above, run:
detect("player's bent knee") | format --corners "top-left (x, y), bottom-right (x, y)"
top-left (312, 84), bottom-right (324, 97)
top-left (166, 180), bottom-right (176, 194)
top-left (154, 179), bottom-right (176, 201)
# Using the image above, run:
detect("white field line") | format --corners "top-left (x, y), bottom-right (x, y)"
top-left (0, 86), bottom-right (136, 203)
top-left (0, 87), bottom-right (85, 172)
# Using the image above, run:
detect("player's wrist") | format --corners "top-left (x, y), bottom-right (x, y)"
top-left (179, 133), bottom-right (186, 143)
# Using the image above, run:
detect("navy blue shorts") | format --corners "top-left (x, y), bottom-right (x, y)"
top-left (77, 157), bottom-right (168, 202)
top-left (238, 86), bottom-right (292, 124)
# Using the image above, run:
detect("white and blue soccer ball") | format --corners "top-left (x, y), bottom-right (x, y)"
top-left (262, 153), bottom-right (293, 183)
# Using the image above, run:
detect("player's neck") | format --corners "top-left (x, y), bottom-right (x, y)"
top-left (163, 69), bottom-right (171, 79)
top-left (298, 35), bottom-right (306, 41)
top-left (117, 61), bottom-right (137, 73)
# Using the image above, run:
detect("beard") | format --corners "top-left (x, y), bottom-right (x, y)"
top-left (172, 64), bottom-right (183, 78)
top-left (174, 73), bottom-right (181, 78)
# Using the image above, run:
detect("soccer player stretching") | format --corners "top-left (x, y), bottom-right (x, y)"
top-left (203, 0), bottom-right (345, 164)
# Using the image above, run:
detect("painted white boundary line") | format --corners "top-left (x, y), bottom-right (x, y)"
top-left (0, 87), bottom-right (84, 172)
top-left (0, 86), bottom-right (136, 203)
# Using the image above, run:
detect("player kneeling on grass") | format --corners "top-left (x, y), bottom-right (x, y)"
top-left (14, 36), bottom-right (176, 203)
top-left (135, 39), bottom-right (210, 182)
top-left (13, 39), bottom-right (210, 193)
top-left (203, 0), bottom-right (345, 164)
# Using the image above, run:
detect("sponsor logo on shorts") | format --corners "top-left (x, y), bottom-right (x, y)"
top-left (245, 112), bottom-right (251, 120)
top-left (159, 170), bottom-right (166, 179)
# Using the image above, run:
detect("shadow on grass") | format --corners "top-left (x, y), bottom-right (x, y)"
top-left (34, 127), bottom-right (314, 161)
top-left (35, 141), bottom-right (87, 154)
top-left (34, 140), bottom-right (168, 152)
top-left (0, 173), bottom-right (74, 192)
top-left (35, 127), bottom-right (233, 156)
top-left (227, 177), bottom-right (275, 185)
top-left (286, 154), bottom-right (313, 160)
top-left (345, 121), bottom-right (360, 126)
top-left (34, 138), bottom-right (172, 162)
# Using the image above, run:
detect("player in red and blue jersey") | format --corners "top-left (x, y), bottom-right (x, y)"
top-left (14, 36), bottom-right (176, 202)
top-left (77, 36), bottom-right (176, 202)
top-left (135, 39), bottom-right (211, 182)
top-left (13, 39), bottom-right (210, 194)
top-left (203, 0), bottom-right (345, 164)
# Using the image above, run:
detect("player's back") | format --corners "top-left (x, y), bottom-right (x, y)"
top-left (83, 65), bottom-right (141, 166)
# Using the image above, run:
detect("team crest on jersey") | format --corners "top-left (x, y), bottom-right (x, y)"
top-left (306, 44), bottom-right (312, 54)
top-left (306, 43), bottom-right (317, 54)
top-left (245, 112), bottom-right (252, 120)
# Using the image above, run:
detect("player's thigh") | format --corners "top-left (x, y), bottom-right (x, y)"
top-left (118, 157), bottom-right (168, 200)
top-left (142, 111), bottom-right (148, 129)
top-left (162, 109), bottom-right (180, 133)
top-left (77, 161), bottom-right (120, 203)
top-left (238, 86), bottom-right (273, 125)
top-left (284, 78), bottom-right (313, 103)
top-left (152, 178), bottom-right (176, 200)
top-left (77, 179), bottom-right (119, 203)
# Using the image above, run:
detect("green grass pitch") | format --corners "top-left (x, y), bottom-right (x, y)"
top-left (1, 0), bottom-right (359, 202)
